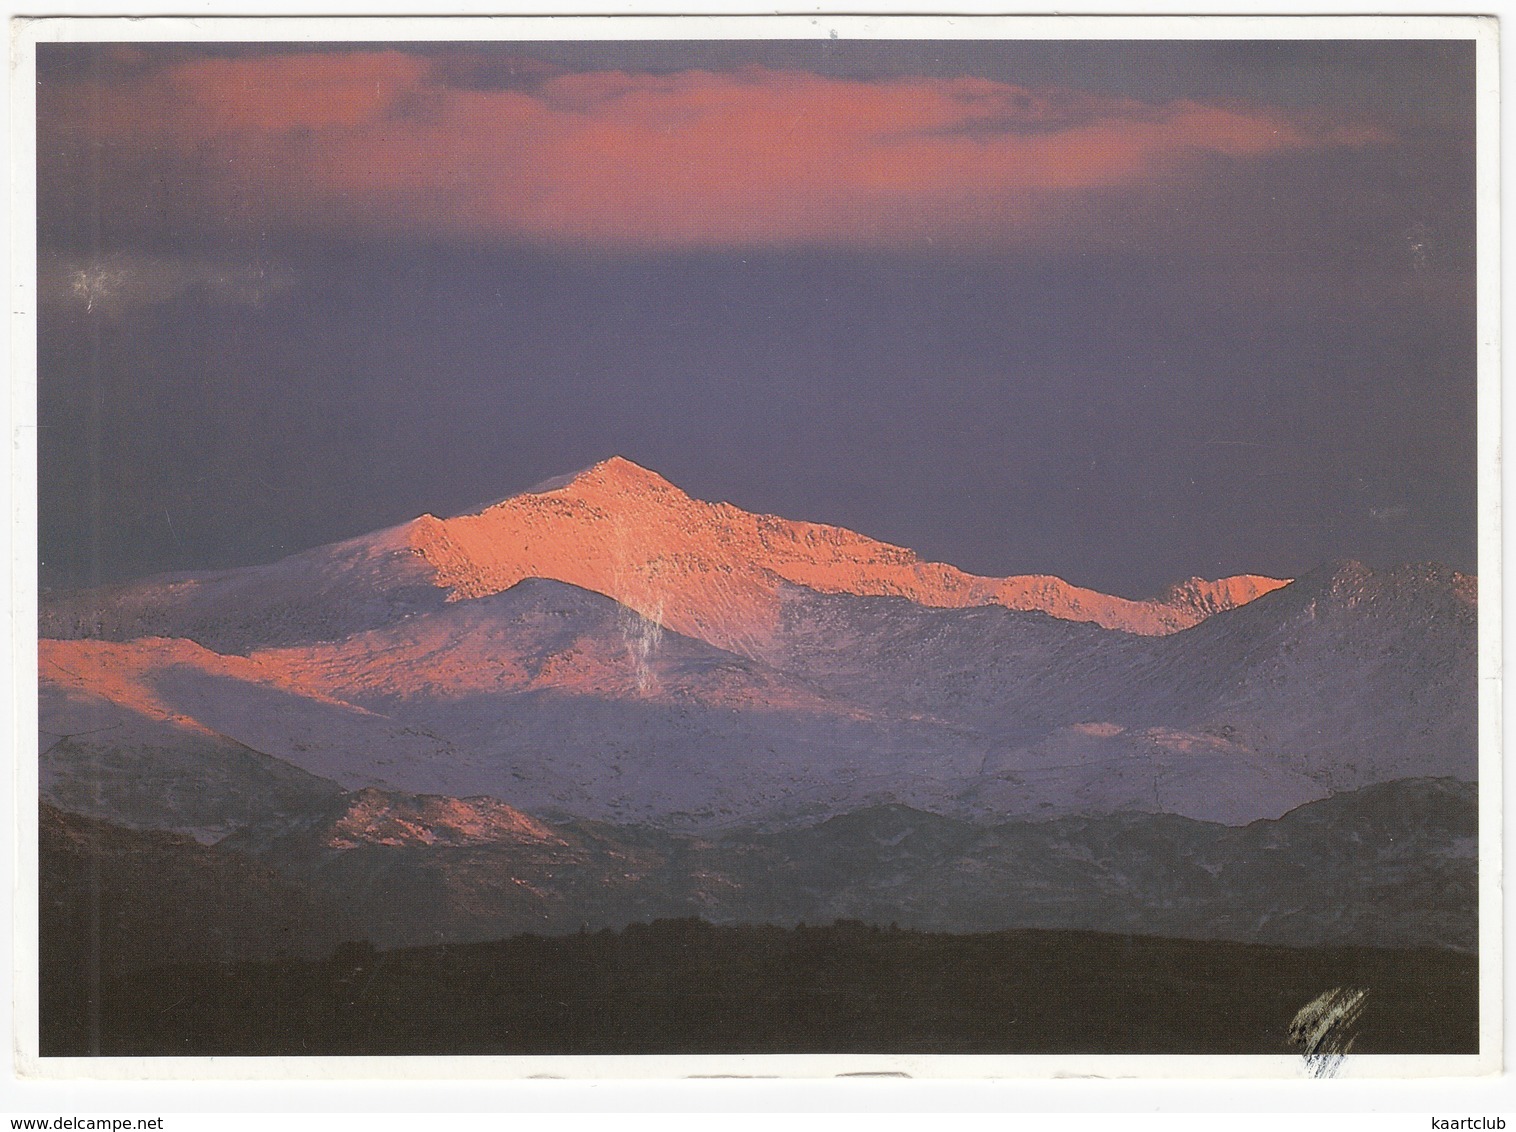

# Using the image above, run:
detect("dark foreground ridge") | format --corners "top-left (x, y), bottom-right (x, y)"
top-left (43, 918), bottom-right (1477, 1058)
top-left (38, 791), bottom-right (1480, 1058)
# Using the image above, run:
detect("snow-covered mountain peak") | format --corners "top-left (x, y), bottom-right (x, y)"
top-left (41, 457), bottom-right (1299, 656)
top-left (519, 455), bottom-right (683, 501)
top-left (395, 459), bottom-right (1296, 653)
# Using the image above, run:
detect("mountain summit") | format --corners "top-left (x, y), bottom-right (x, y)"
top-left (521, 455), bottom-right (679, 497)
top-left (402, 456), bottom-right (1287, 655)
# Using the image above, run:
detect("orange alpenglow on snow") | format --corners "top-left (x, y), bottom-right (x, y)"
top-left (405, 457), bottom-right (1289, 655)
top-left (39, 636), bottom-right (363, 734)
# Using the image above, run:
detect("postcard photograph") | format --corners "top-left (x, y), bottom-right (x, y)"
top-left (16, 15), bottom-right (1498, 1074)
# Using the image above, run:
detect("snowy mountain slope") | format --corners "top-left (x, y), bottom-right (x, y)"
top-left (38, 635), bottom-right (517, 839)
top-left (40, 520), bottom-right (446, 654)
top-left (1144, 560), bottom-right (1479, 787)
top-left (251, 577), bottom-right (848, 713)
top-left (960, 723), bottom-right (1328, 825)
top-left (767, 559), bottom-right (1478, 795)
top-left (39, 651), bottom-right (344, 841)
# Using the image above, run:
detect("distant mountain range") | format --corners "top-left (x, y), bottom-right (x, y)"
top-left (38, 458), bottom-right (1479, 953)
top-left (43, 773), bottom-right (1476, 965)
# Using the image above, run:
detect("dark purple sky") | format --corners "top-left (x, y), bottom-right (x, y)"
top-left (36, 39), bottom-right (1477, 598)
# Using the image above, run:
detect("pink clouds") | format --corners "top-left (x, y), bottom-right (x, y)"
top-left (50, 50), bottom-right (1393, 249)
